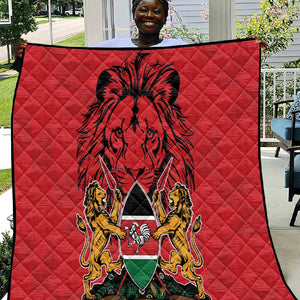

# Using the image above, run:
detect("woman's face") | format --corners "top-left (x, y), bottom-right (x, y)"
top-left (134, 0), bottom-right (166, 36)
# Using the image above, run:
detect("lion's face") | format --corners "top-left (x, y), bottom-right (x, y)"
top-left (168, 183), bottom-right (191, 212)
top-left (94, 186), bottom-right (107, 209)
top-left (168, 187), bottom-right (181, 210)
top-left (105, 95), bottom-right (166, 192)
top-left (77, 53), bottom-right (195, 195)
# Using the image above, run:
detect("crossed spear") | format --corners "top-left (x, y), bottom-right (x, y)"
top-left (98, 155), bottom-right (173, 201)
top-left (98, 155), bottom-right (173, 296)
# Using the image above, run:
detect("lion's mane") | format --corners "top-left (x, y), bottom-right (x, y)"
top-left (173, 182), bottom-right (193, 224)
top-left (84, 181), bottom-right (102, 226)
top-left (77, 52), bottom-right (194, 194)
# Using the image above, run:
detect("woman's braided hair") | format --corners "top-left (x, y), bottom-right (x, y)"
top-left (132, 0), bottom-right (169, 19)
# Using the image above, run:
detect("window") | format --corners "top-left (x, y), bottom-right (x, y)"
top-left (0, 0), bottom-right (12, 26)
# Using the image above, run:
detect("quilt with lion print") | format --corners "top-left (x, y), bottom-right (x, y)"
top-left (10, 39), bottom-right (295, 299)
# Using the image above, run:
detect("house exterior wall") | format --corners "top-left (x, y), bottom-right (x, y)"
top-left (111, 0), bottom-right (131, 39)
top-left (85, 0), bottom-right (299, 67)
top-left (171, 0), bottom-right (209, 40)
top-left (171, 0), bottom-right (299, 66)
top-left (84, 0), bottom-right (131, 46)
top-left (83, 0), bottom-right (104, 46)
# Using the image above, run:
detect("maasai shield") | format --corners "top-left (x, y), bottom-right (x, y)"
top-left (119, 182), bottom-right (159, 291)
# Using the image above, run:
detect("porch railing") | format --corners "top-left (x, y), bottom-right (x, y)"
top-left (261, 68), bottom-right (300, 142)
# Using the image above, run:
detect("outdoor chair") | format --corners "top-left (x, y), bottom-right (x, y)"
top-left (285, 145), bottom-right (300, 226)
top-left (271, 92), bottom-right (300, 157)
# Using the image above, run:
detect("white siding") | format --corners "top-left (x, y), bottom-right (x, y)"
top-left (112, 0), bottom-right (131, 38)
top-left (173, 0), bottom-right (299, 66)
top-left (171, 0), bottom-right (209, 38)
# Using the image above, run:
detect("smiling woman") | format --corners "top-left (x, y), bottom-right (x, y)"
top-left (96, 0), bottom-right (186, 48)
top-left (132, 0), bottom-right (168, 47)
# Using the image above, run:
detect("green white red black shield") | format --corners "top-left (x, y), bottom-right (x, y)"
top-left (119, 182), bottom-right (160, 291)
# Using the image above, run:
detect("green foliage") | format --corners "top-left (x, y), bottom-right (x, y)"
top-left (36, 18), bottom-right (49, 25)
top-left (0, 232), bottom-right (13, 299)
top-left (51, 0), bottom-right (71, 7)
top-left (74, 0), bottom-right (83, 9)
top-left (0, 0), bottom-right (37, 46)
top-left (236, 0), bottom-right (300, 124)
top-left (0, 74), bottom-right (18, 127)
top-left (52, 0), bottom-right (83, 15)
top-left (236, 0), bottom-right (299, 62)
top-left (0, 61), bottom-right (14, 72)
top-left (284, 57), bottom-right (300, 68)
top-left (52, 0), bottom-right (82, 6)
top-left (0, 0), bottom-right (9, 21)
top-left (167, 281), bottom-right (195, 298)
top-left (55, 32), bottom-right (85, 47)
top-left (118, 282), bottom-right (139, 299)
top-left (0, 169), bottom-right (12, 194)
top-left (92, 280), bottom-right (118, 299)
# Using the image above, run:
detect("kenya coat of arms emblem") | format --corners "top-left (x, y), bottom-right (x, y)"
top-left (119, 182), bottom-right (160, 291)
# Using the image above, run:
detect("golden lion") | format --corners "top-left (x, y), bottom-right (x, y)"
top-left (76, 181), bottom-right (126, 300)
top-left (152, 182), bottom-right (207, 299)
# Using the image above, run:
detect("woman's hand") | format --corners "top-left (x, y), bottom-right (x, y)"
top-left (248, 35), bottom-right (268, 52)
top-left (16, 39), bottom-right (28, 58)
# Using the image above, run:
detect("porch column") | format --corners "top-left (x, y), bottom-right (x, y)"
top-left (83, 0), bottom-right (105, 47)
top-left (209, 0), bottom-right (236, 42)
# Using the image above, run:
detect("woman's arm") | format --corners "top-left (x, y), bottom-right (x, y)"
top-left (10, 39), bottom-right (28, 72)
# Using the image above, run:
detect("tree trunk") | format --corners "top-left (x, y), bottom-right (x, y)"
top-left (11, 42), bottom-right (18, 60)
top-left (6, 44), bottom-right (11, 64)
top-left (61, 5), bottom-right (66, 15)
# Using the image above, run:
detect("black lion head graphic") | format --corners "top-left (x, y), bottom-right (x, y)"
top-left (77, 52), bottom-right (194, 195)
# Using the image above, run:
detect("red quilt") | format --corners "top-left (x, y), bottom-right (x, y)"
top-left (10, 39), bottom-right (295, 299)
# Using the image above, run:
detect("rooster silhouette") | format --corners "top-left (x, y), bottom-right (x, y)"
top-left (124, 222), bottom-right (151, 253)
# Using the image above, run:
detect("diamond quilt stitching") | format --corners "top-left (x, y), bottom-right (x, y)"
top-left (10, 41), bottom-right (294, 300)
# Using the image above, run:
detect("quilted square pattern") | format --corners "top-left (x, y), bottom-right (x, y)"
top-left (10, 40), bottom-right (295, 299)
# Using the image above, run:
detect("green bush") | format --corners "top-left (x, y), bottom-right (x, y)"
top-left (0, 232), bottom-right (13, 299)
top-left (237, 0), bottom-right (300, 118)
top-left (0, 0), bottom-right (37, 63)
top-left (236, 0), bottom-right (299, 63)
top-left (0, 169), bottom-right (12, 194)
top-left (0, 74), bottom-right (18, 127)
